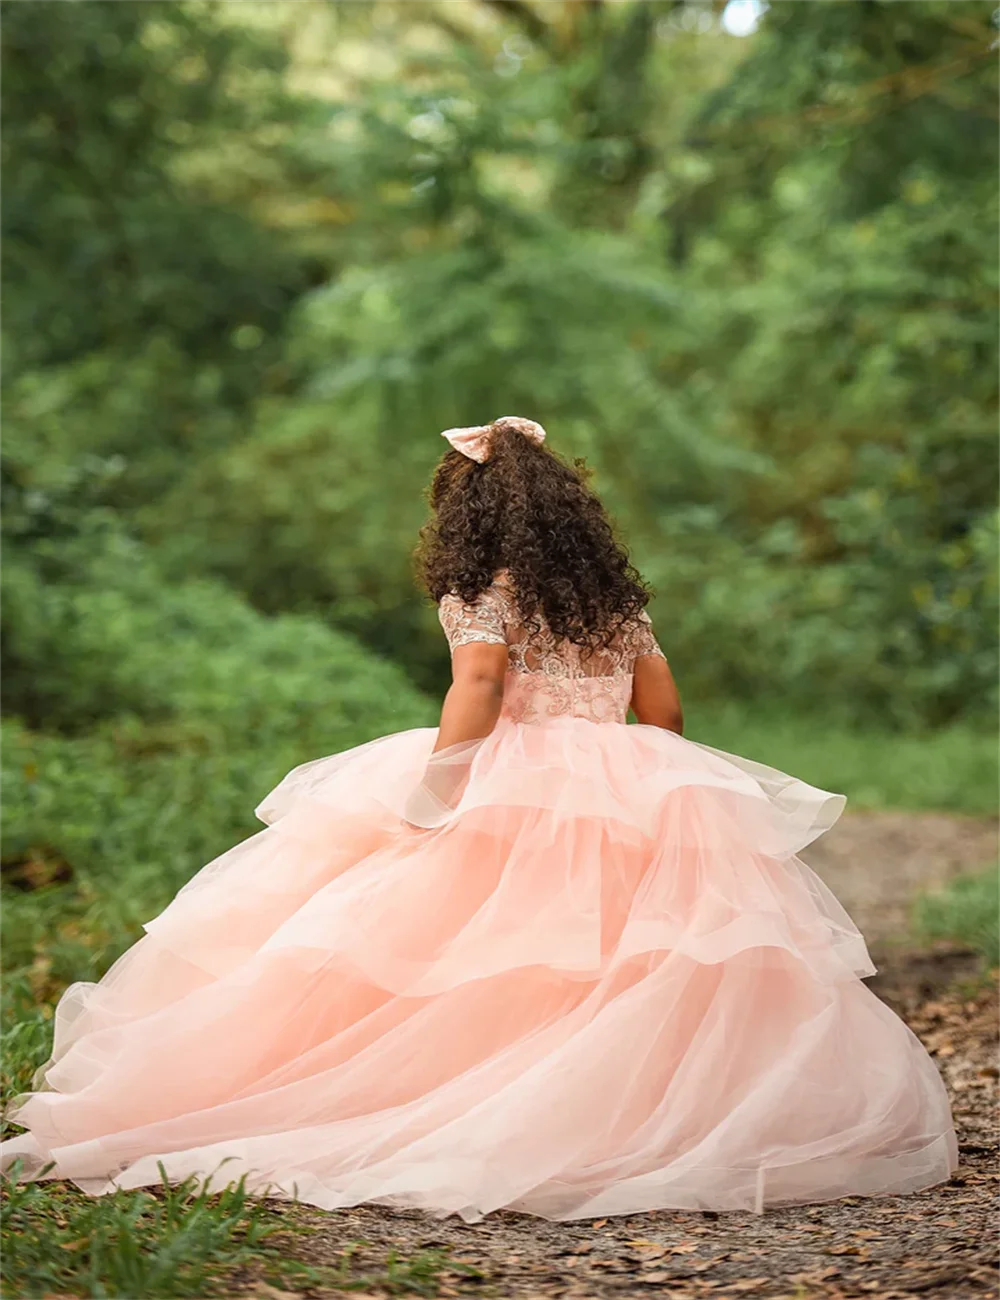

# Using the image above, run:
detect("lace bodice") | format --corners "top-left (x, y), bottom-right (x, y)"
top-left (438, 573), bottom-right (665, 725)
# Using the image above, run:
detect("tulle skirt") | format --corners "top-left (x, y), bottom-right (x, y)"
top-left (1, 718), bottom-right (957, 1220)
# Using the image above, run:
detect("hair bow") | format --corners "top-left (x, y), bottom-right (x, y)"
top-left (440, 416), bottom-right (546, 463)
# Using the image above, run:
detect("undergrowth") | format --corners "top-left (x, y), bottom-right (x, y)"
top-left (0, 1161), bottom-right (475, 1298)
top-left (2, 1164), bottom-right (290, 1299)
top-left (692, 705), bottom-right (997, 816)
top-left (913, 866), bottom-right (999, 967)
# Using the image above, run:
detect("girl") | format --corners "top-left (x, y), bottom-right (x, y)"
top-left (2, 416), bottom-right (956, 1221)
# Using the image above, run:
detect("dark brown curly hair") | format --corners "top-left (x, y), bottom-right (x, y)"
top-left (416, 421), bottom-right (650, 648)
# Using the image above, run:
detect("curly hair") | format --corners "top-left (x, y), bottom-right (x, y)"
top-left (416, 422), bottom-right (650, 648)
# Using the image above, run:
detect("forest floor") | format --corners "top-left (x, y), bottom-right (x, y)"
top-left (217, 810), bottom-right (999, 1300)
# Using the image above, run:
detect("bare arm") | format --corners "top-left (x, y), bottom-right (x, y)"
top-left (630, 653), bottom-right (684, 735)
top-left (433, 642), bottom-right (508, 752)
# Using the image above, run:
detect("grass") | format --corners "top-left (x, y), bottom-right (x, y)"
top-left (691, 704), bottom-right (998, 816)
top-left (2, 977), bottom-right (56, 1118)
top-left (1, 1164), bottom-right (289, 1299)
top-left (0, 1163), bottom-right (481, 1299)
top-left (913, 866), bottom-right (999, 967)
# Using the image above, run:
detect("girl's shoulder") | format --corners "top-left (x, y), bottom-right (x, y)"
top-left (437, 578), bottom-right (513, 650)
top-left (626, 607), bottom-right (666, 661)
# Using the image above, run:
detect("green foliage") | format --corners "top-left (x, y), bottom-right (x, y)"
top-left (6, 0), bottom-right (996, 721)
top-left (1, 977), bottom-right (51, 1112)
top-left (1, 1164), bottom-right (292, 1299)
top-left (2, 0), bottom-right (310, 375)
top-left (1, 430), bottom-right (432, 988)
top-left (0, 1152), bottom-right (475, 1298)
top-left (648, 116), bottom-right (998, 724)
top-left (0, 551), bottom-right (433, 987)
top-left (691, 704), bottom-right (998, 816)
top-left (131, 0), bottom-right (996, 722)
top-left (3, 525), bottom-right (433, 743)
top-left (914, 867), bottom-right (1000, 966)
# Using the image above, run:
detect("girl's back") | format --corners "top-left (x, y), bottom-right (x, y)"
top-left (439, 568), bottom-right (665, 725)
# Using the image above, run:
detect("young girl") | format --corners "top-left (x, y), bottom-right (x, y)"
top-left (2, 416), bottom-right (956, 1221)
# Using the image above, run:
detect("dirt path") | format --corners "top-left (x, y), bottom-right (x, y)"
top-left (232, 812), bottom-right (998, 1300)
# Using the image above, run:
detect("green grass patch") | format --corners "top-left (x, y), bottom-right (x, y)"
top-left (914, 866), bottom-right (999, 966)
top-left (0, 1164), bottom-right (483, 1298)
top-left (1, 977), bottom-right (52, 1120)
top-left (690, 703), bottom-right (998, 816)
top-left (1, 1165), bottom-right (296, 1299)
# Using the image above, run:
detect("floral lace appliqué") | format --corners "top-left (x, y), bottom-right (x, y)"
top-left (438, 576), bottom-right (665, 725)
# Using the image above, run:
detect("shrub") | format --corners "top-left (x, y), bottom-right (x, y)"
top-left (913, 867), bottom-right (1000, 967)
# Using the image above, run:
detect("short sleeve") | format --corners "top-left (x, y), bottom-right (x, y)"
top-left (630, 609), bottom-right (666, 662)
top-left (438, 587), bottom-right (508, 652)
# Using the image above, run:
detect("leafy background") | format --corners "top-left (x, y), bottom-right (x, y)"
top-left (1, 3), bottom-right (997, 1293)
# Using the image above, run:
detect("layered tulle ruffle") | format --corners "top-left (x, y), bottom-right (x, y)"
top-left (1, 720), bottom-right (957, 1219)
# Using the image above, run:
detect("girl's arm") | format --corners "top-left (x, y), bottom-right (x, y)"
top-left (631, 653), bottom-right (684, 735)
top-left (432, 642), bottom-right (508, 752)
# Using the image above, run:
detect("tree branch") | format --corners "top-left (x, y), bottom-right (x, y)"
top-left (481, 0), bottom-right (550, 48)
top-left (425, 8), bottom-right (483, 50)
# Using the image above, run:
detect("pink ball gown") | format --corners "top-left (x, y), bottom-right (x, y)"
top-left (1, 575), bottom-right (957, 1221)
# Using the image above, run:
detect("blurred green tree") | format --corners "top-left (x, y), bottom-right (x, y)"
top-left (2, 0), bottom-right (996, 735)
top-left (1, 0), bottom-right (326, 517)
top-left (142, 0), bottom-right (996, 720)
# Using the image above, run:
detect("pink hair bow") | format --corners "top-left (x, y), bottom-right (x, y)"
top-left (440, 415), bottom-right (546, 463)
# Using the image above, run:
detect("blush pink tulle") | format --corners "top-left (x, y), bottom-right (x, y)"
top-left (1, 719), bottom-right (957, 1221)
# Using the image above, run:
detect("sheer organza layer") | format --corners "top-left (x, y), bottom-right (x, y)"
top-left (1, 720), bottom-right (957, 1220)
